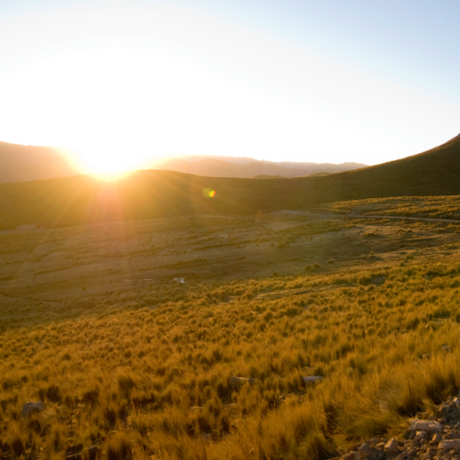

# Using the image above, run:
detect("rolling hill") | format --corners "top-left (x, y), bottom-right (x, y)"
top-left (152, 157), bottom-right (367, 177)
top-left (0, 141), bottom-right (78, 182)
top-left (0, 141), bottom-right (365, 183)
top-left (0, 133), bottom-right (459, 230)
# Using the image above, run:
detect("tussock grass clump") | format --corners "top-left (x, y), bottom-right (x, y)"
top-left (106, 433), bottom-right (132, 460)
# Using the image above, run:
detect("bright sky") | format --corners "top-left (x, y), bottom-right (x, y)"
top-left (1, 0), bottom-right (459, 173)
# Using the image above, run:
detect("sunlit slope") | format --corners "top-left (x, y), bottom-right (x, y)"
top-left (0, 134), bottom-right (459, 229)
top-left (0, 171), bottom-right (300, 229)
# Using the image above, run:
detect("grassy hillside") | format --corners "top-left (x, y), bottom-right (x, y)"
top-left (315, 195), bottom-right (460, 220)
top-left (1, 208), bottom-right (460, 459)
top-left (0, 134), bottom-right (459, 230)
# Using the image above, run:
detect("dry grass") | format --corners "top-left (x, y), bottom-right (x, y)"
top-left (317, 195), bottom-right (460, 220)
top-left (1, 205), bottom-right (460, 458)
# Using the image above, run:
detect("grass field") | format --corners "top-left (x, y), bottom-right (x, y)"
top-left (315, 195), bottom-right (460, 220)
top-left (2, 200), bottom-right (460, 459)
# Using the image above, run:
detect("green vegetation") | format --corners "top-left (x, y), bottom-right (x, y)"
top-left (1, 201), bottom-right (460, 459)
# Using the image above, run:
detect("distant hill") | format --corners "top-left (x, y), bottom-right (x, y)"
top-left (152, 157), bottom-right (367, 177)
top-left (0, 133), bottom-right (459, 230)
top-left (0, 142), bottom-right (78, 183)
top-left (0, 141), bottom-right (366, 183)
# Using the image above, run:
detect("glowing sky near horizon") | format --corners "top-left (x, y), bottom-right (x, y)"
top-left (1, 0), bottom-right (460, 173)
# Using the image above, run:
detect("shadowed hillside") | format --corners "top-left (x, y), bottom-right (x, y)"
top-left (0, 134), bottom-right (459, 229)
top-left (0, 141), bottom-right (78, 182)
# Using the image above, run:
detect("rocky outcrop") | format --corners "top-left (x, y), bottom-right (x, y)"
top-left (340, 396), bottom-right (460, 460)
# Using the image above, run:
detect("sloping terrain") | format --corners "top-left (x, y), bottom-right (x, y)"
top-left (2, 209), bottom-right (460, 459)
top-left (153, 157), bottom-right (367, 177)
top-left (0, 141), bottom-right (366, 183)
top-left (0, 134), bottom-right (459, 230)
top-left (0, 141), bottom-right (77, 183)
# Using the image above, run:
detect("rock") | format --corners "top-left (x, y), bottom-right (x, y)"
top-left (439, 440), bottom-right (460, 450)
top-left (358, 443), bottom-right (372, 459)
top-left (395, 450), bottom-right (410, 460)
top-left (385, 438), bottom-right (400, 453)
top-left (21, 401), bottom-right (45, 418)
top-left (229, 376), bottom-right (254, 388)
top-left (376, 442), bottom-right (385, 449)
top-left (432, 433), bottom-right (442, 443)
top-left (422, 454), bottom-right (432, 460)
top-left (303, 376), bottom-right (323, 384)
top-left (410, 420), bottom-right (443, 432)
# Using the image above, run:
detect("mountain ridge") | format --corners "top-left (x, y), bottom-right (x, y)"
top-left (0, 140), bottom-right (367, 183)
top-left (0, 133), bottom-right (459, 230)
top-left (152, 157), bottom-right (367, 177)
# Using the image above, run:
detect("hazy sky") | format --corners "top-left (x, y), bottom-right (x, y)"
top-left (1, 0), bottom-right (459, 173)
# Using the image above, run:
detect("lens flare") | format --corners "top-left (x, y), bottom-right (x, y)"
top-left (203, 188), bottom-right (216, 198)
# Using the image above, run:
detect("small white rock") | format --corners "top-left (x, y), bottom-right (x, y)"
top-left (411, 420), bottom-right (443, 432)
top-left (385, 438), bottom-right (400, 453)
top-left (229, 376), bottom-right (254, 388)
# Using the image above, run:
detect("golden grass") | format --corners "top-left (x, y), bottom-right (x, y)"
top-left (1, 204), bottom-right (460, 458)
top-left (317, 195), bottom-right (460, 220)
top-left (2, 259), bottom-right (460, 458)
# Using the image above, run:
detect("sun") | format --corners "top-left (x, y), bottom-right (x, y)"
top-left (62, 144), bottom-right (146, 181)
